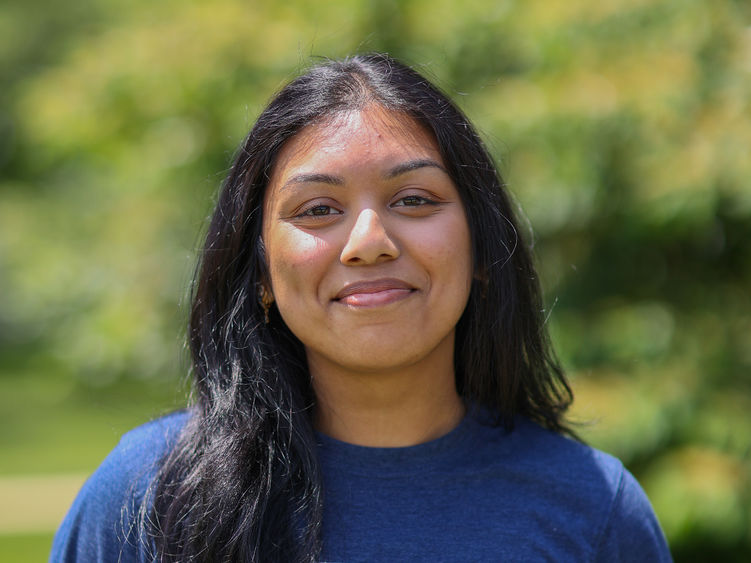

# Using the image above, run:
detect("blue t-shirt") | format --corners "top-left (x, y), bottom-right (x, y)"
top-left (51, 410), bottom-right (672, 562)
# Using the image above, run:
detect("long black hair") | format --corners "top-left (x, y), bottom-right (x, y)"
top-left (146, 53), bottom-right (573, 562)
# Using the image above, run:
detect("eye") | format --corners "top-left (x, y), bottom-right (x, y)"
top-left (299, 204), bottom-right (342, 217)
top-left (393, 195), bottom-right (437, 207)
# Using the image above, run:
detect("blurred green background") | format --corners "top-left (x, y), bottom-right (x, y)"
top-left (1, 0), bottom-right (749, 560)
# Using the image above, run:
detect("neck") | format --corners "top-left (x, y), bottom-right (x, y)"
top-left (308, 337), bottom-right (466, 447)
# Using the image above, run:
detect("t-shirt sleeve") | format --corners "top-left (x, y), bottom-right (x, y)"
top-left (594, 467), bottom-right (672, 562)
top-left (50, 443), bottom-right (151, 562)
top-left (49, 413), bottom-right (186, 562)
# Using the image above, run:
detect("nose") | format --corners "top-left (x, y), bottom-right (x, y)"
top-left (340, 208), bottom-right (400, 265)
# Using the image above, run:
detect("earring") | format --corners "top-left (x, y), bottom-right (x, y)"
top-left (258, 284), bottom-right (274, 324)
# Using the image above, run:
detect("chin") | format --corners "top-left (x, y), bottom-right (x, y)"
top-left (302, 325), bottom-right (457, 376)
top-left (337, 357), bottom-right (426, 374)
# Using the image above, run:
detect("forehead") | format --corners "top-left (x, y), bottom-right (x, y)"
top-left (268, 106), bottom-right (444, 185)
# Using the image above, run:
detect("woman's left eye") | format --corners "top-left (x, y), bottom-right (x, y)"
top-left (393, 195), bottom-right (435, 207)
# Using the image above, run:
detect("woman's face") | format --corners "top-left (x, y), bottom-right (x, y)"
top-left (262, 105), bottom-right (472, 375)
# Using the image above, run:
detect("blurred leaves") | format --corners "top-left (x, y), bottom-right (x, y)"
top-left (1, 0), bottom-right (749, 560)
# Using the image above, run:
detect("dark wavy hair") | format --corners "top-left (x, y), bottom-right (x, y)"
top-left (146, 53), bottom-right (574, 562)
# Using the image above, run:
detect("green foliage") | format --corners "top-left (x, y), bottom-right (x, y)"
top-left (1, 0), bottom-right (749, 559)
top-left (0, 533), bottom-right (54, 562)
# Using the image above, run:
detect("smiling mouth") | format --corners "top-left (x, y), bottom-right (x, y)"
top-left (334, 279), bottom-right (416, 307)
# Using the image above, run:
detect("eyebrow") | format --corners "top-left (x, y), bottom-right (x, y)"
top-left (282, 172), bottom-right (345, 190)
top-left (281, 159), bottom-right (447, 190)
top-left (384, 158), bottom-right (447, 179)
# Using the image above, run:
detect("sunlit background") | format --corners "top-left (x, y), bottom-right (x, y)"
top-left (1, 0), bottom-right (749, 560)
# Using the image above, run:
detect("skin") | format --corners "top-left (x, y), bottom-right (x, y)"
top-left (262, 105), bottom-right (472, 447)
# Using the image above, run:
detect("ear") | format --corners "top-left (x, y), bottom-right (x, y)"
top-left (257, 282), bottom-right (275, 324)
top-left (473, 268), bottom-right (489, 299)
top-left (262, 285), bottom-right (275, 307)
top-left (255, 233), bottom-right (274, 302)
top-left (257, 282), bottom-right (275, 307)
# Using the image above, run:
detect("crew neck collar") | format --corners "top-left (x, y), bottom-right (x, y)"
top-left (315, 409), bottom-right (493, 478)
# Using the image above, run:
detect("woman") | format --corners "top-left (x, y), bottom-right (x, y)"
top-left (52, 53), bottom-right (671, 562)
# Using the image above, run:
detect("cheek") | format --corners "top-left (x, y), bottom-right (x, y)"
top-left (266, 227), bottom-right (332, 296)
top-left (417, 217), bottom-right (473, 286)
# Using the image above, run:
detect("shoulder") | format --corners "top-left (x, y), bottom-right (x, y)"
top-left (50, 410), bottom-right (191, 563)
top-left (466, 413), bottom-right (627, 491)
top-left (592, 464), bottom-right (673, 562)
top-left (479, 416), bottom-right (672, 561)
top-left (502, 417), bottom-right (627, 491)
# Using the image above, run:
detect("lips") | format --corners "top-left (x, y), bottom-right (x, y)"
top-left (334, 278), bottom-right (415, 307)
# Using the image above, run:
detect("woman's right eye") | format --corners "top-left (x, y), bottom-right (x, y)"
top-left (299, 205), bottom-right (341, 217)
